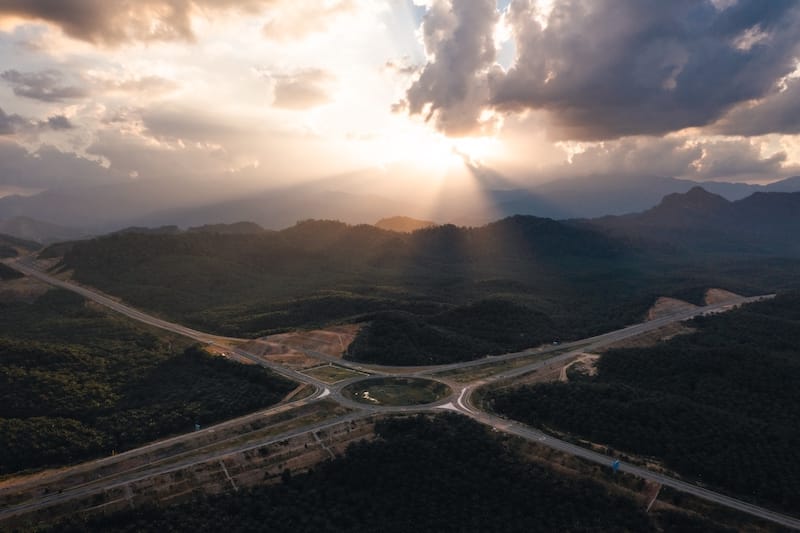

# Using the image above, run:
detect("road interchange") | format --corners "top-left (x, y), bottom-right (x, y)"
top-left (2, 256), bottom-right (798, 530)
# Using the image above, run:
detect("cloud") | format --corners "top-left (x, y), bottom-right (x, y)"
top-left (691, 139), bottom-right (788, 180)
top-left (0, 0), bottom-right (273, 46)
top-left (139, 105), bottom-right (246, 143)
top-left (566, 137), bottom-right (704, 179)
top-left (1, 69), bottom-right (89, 102)
top-left (713, 76), bottom-right (800, 136)
top-left (44, 115), bottom-right (74, 130)
top-left (402, 0), bottom-right (800, 140)
top-left (0, 107), bottom-right (26, 135)
top-left (0, 140), bottom-right (118, 188)
top-left (94, 75), bottom-right (179, 95)
top-left (561, 136), bottom-right (791, 182)
top-left (1, 68), bottom-right (179, 104)
top-left (261, 0), bottom-right (357, 41)
top-left (270, 69), bottom-right (334, 110)
top-left (85, 129), bottom-right (234, 179)
top-left (401, 0), bottom-right (501, 136)
top-left (384, 58), bottom-right (419, 76)
top-left (0, 107), bottom-right (73, 136)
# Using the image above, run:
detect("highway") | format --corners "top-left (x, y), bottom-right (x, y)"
top-left (2, 256), bottom-right (798, 530)
top-left (417, 292), bottom-right (773, 378)
top-left (0, 389), bottom-right (329, 499)
top-left (0, 411), bottom-right (370, 523)
top-left (3, 257), bottom-right (330, 391)
top-left (459, 402), bottom-right (800, 530)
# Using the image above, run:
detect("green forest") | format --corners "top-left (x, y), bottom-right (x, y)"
top-left (52, 217), bottom-right (800, 365)
top-left (0, 289), bottom-right (296, 475)
top-left (49, 415), bottom-right (738, 533)
top-left (488, 293), bottom-right (800, 513)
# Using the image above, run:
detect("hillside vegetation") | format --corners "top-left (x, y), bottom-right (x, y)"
top-left (52, 415), bottom-right (737, 533)
top-left (0, 232), bottom-right (40, 258)
top-left (487, 293), bottom-right (800, 513)
top-left (52, 216), bottom-right (800, 365)
top-left (0, 289), bottom-right (296, 475)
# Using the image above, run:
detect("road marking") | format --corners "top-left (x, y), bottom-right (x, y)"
top-left (434, 402), bottom-right (460, 412)
top-left (219, 460), bottom-right (238, 492)
top-left (313, 432), bottom-right (335, 459)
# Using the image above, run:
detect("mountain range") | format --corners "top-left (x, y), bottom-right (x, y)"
top-left (586, 187), bottom-right (800, 255)
top-left (1, 173), bottom-right (799, 245)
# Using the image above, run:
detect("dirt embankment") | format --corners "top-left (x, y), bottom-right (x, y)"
top-left (602, 322), bottom-right (696, 351)
top-left (645, 297), bottom-right (699, 321)
top-left (239, 324), bottom-right (362, 370)
top-left (559, 353), bottom-right (600, 382)
top-left (704, 288), bottom-right (742, 305)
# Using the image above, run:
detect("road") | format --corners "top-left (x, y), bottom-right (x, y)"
top-left (460, 404), bottom-right (800, 530)
top-left (4, 257), bottom-right (329, 391)
top-left (0, 411), bottom-right (369, 523)
top-left (416, 292), bottom-right (773, 377)
top-left (2, 256), bottom-right (797, 530)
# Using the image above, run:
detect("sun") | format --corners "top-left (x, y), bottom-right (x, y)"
top-left (368, 122), bottom-right (502, 176)
top-left (449, 136), bottom-right (502, 168)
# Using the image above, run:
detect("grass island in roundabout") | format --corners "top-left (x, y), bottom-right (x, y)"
top-left (341, 377), bottom-right (452, 407)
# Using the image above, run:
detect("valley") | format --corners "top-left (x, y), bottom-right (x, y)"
top-left (1, 254), bottom-right (797, 531)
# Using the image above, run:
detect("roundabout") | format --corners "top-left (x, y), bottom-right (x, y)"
top-left (341, 377), bottom-right (453, 407)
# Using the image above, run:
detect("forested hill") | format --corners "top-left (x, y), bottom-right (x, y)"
top-left (46, 214), bottom-right (800, 365)
top-left (48, 216), bottom-right (642, 363)
top-left (0, 232), bottom-right (40, 258)
top-left (62, 215), bottom-right (627, 273)
top-left (56, 216), bottom-right (631, 292)
top-left (585, 188), bottom-right (800, 255)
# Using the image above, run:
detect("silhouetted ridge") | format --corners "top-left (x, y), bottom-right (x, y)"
top-left (587, 189), bottom-right (800, 255)
top-left (375, 216), bottom-right (437, 233)
top-left (187, 221), bottom-right (265, 234)
top-left (112, 225), bottom-right (181, 236)
top-left (645, 187), bottom-right (731, 223)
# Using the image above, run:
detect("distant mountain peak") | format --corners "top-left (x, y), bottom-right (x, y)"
top-left (375, 216), bottom-right (437, 233)
top-left (655, 186), bottom-right (730, 213)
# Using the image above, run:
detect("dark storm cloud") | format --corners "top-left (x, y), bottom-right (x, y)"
top-left (713, 77), bottom-right (800, 136)
top-left (0, 0), bottom-right (273, 45)
top-left (403, 0), bottom-right (800, 140)
top-left (1, 69), bottom-right (89, 102)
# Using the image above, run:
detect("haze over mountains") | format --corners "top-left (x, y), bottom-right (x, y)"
top-left (1, 173), bottom-right (800, 243)
top-left (587, 187), bottom-right (800, 255)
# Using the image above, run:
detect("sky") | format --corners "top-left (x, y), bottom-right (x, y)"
top-left (0, 0), bottom-right (799, 200)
